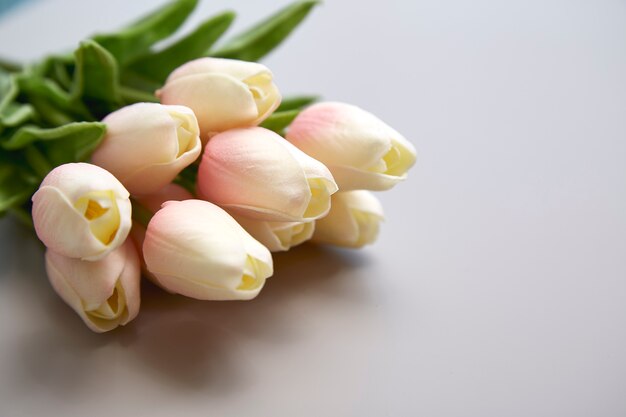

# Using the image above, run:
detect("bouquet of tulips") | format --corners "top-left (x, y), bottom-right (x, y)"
top-left (0, 0), bottom-right (416, 332)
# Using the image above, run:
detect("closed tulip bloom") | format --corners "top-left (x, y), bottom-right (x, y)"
top-left (91, 103), bottom-right (201, 195)
top-left (157, 58), bottom-right (281, 136)
top-left (45, 240), bottom-right (141, 333)
top-left (313, 191), bottom-right (384, 248)
top-left (233, 215), bottom-right (315, 252)
top-left (197, 127), bottom-right (338, 222)
top-left (143, 200), bottom-right (273, 300)
top-left (32, 163), bottom-right (132, 261)
top-left (286, 102), bottom-right (417, 191)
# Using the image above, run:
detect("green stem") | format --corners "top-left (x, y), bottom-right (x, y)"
top-left (24, 145), bottom-right (53, 179)
top-left (120, 86), bottom-right (159, 104)
top-left (30, 98), bottom-right (75, 126)
top-left (131, 199), bottom-right (154, 228)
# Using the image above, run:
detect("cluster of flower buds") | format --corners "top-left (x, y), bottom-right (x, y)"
top-left (31, 57), bottom-right (416, 332)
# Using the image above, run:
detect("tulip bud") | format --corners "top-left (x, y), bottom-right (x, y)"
top-left (313, 191), bottom-right (384, 248)
top-left (32, 163), bottom-right (132, 261)
top-left (143, 199), bottom-right (273, 300)
top-left (45, 240), bottom-right (141, 333)
top-left (157, 58), bottom-right (281, 136)
top-left (286, 102), bottom-right (417, 191)
top-left (197, 127), bottom-right (338, 222)
top-left (91, 103), bottom-right (201, 195)
top-left (232, 215), bottom-right (315, 252)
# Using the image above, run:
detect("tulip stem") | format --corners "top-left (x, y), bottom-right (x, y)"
top-left (24, 145), bottom-right (53, 179)
top-left (119, 86), bottom-right (159, 104)
top-left (131, 199), bottom-right (154, 228)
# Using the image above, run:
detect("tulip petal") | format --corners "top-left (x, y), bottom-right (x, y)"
top-left (32, 163), bottom-right (132, 261)
top-left (122, 137), bottom-right (201, 196)
top-left (326, 165), bottom-right (407, 191)
top-left (159, 73), bottom-right (258, 134)
top-left (199, 127), bottom-right (309, 221)
top-left (45, 241), bottom-right (141, 332)
top-left (313, 191), bottom-right (384, 248)
top-left (143, 200), bottom-right (273, 300)
top-left (33, 187), bottom-right (108, 259)
top-left (234, 215), bottom-right (315, 252)
top-left (92, 103), bottom-right (202, 195)
top-left (165, 57), bottom-right (272, 84)
top-left (285, 102), bottom-right (417, 191)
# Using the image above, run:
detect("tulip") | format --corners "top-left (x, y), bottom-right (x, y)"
top-left (142, 199), bottom-right (273, 300)
top-left (197, 127), bottom-right (338, 222)
top-left (313, 191), bottom-right (384, 248)
top-left (285, 102), bottom-right (417, 191)
top-left (157, 58), bottom-right (281, 136)
top-left (232, 215), bottom-right (315, 252)
top-left (45, 240), bottom-right (141, 333)
top-left (32, 163), bottom-right (132, 261)
top-left (91, 103), bottom-right (201, 195)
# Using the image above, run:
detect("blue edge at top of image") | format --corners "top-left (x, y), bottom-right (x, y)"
top-left (0, 0), bottom-right (35, 19)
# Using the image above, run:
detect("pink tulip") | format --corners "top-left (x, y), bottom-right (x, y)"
top-left (32, 163), bottom-right (132, 261)
top-left (286, 102), bottom-right (417, 191)
top-left (197, 127), bottom-right (338, 222)
top-left (158, 58), bottom-right (281, 136)
top-left (143, 200), bottom-right (273, 301)
top-left (92, 103), bottom-right (201, 195)
top-left (45, 240), bottom-right (141, 333)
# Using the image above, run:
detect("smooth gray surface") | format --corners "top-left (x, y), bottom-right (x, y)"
top-left (1, 1), bottom-right (626, 416)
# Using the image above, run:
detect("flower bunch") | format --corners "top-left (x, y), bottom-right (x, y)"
top-left (0, 0), bottom-right (416, 332)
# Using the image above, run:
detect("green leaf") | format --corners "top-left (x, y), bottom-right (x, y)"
top-left (0, 71), bottom-right (18, 112)
top-left (260, 109), bottom-right (300, 134)
top-left (126, 11), bottom-right (236, 83)
top-left (1, 122), bottom-right (106, 152)
top-left (0, 103), bottom-right (36, 133)
top-left (17, 74), bottom-right (91, 123)
top-left (212, 1), bottom-right (319, 61)
top-left (71, 40), bottom-right (121, 117)
top-left (92, 0), bottom-right (198, 65)
top-left (276, 95), bottom-right (318, 112)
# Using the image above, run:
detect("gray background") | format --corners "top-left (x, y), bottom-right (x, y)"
top-left (1, 0), bottom-right (625, 416)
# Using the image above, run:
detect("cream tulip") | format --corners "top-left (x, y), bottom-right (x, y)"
top-left (45, 240), bottom-right (141, 333)
top-left (91, 103), bottom-right (201, 195)
top-left (197, 127), bottom-right (338, 222)
top-left (142, 199), bottom-right (273, 301)
top-left (313, 191), bottom-right (384, 248)
top-left (232, 215), bottom-right (315, 252)
top-left (157, 58), bottom-right (281, 136)
top-left (32, 163), bottom-right (132, 261)
top-left (286, 102), bottom-right (417, 191)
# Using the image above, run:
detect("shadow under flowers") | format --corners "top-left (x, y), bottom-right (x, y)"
top-left (8, 231), bottom-right (378, 395)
